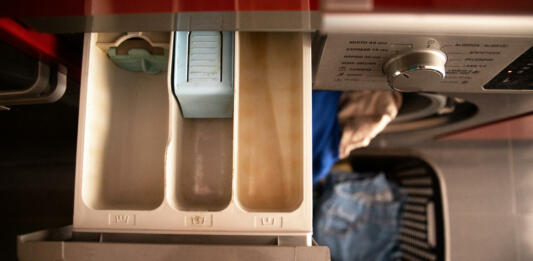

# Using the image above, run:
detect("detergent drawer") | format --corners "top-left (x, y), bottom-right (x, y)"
top-left (73, 32), bottom-right (312, 238)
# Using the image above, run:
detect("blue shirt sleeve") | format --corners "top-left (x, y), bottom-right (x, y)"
top-left (312, 90), bottom-right (342, 184)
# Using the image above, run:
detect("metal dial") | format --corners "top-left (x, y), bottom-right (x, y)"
top-left (383, 49), bottom-right (447, 92)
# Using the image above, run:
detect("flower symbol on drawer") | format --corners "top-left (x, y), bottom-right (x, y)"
top-left (186, 215), bottom-right (213, 227)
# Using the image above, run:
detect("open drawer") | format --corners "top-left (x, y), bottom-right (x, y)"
top-left (73, 32), bottom-right (312, 238)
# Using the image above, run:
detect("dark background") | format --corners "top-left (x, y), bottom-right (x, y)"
top-left (0, 78), bottom-right (80, 261)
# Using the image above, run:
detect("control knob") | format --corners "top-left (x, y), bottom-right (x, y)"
top-left (382, 49), bottom-right (447, 92)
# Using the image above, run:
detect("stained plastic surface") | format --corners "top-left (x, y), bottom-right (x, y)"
top-left (236, 32), bottom-right (305, 212)
top-left (172, 118), bottom-right (233, 211)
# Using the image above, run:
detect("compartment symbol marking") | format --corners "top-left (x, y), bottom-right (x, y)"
top-left (185, 215), bottom-right (213, 227)
top-left (108, 214), bottom-right (135, 226)
top-left (116, 215), bottom-right (129, 223)
top-left (254, 216), bottom-right (282, 228)
top-left (261, 217), bottom-right (275, 226)
top-left (192, 216), bottom-right (205, 225)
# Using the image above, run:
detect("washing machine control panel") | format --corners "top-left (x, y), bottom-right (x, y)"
top-left (314, 35), bottom-right (533, 93)
top-left (484, 46), bottom-right (533, 90)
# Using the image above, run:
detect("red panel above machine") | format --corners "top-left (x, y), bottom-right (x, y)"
top-left (2, 0), bottom-right (318, 17)
top-left (3, 0), bottom-right (532, 18)
top-left (373, 0), bottom-right (533, 13)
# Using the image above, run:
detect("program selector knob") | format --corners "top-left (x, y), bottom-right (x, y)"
top-left (382, 49), bottom-right (447, 92)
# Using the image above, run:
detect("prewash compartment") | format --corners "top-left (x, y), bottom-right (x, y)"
top-left (79, 32), bottom-right (170, 211)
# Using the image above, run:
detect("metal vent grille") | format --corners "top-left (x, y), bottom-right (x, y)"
top-left (349, 155), bottom-right (445, 261)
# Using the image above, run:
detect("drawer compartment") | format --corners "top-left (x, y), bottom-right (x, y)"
top-left (80, 33), bottom-right (168, 210)
top-left (235, 33), bottom-right (305, 212)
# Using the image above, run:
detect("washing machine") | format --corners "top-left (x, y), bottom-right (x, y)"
top-left (313, 12), bottom-right (533, 261)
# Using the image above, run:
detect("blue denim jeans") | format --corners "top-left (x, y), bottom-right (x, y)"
top-left (314, 171), bottom-right (406, 261)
